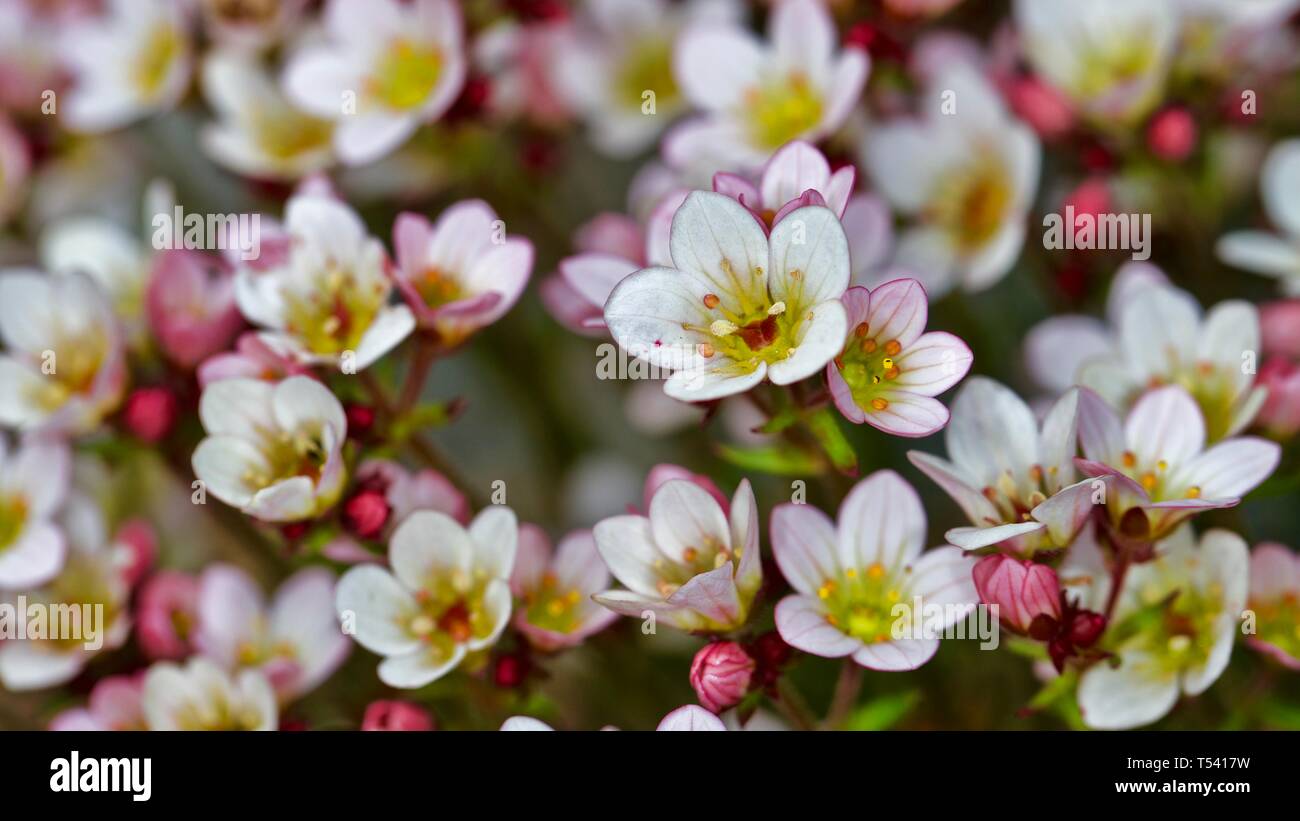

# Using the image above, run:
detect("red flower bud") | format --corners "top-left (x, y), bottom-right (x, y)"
top-left (123, 387), bottom-right (178, 443)
top-left (342, 489), bottom-right (391, 540)
top-left (1147, 107), bottom-right (1196, 162)
top-left (690, 641), bottom-right (755, 713)
top-left (361, 700), bottom-right (434, 731)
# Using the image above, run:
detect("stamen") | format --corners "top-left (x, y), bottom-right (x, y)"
top-left (682, 547), bottom-right (698, 563)
top-left (703, 293), bottom-right (720, 309)
top-left (817, 580), bottom-right (836, 599)
top-left (866, 563), bottom-right (885, 580)
top-left (854, 322), bottom-right (869, 338)
top-left (870, 398), bottom-right (888, 411)
top-left (861, 338), bottom-right (877, 353)
top-left (697, 342), bottom-right (715, 358)
top-left (884, 340), bottom-right (902, 356)
top-left (710, 319), bottom-right (738, 337)
top-left (768, 301), bottom-right (786, 316)
top-left (1186, 486), bottom-right (1201, 499)
top-left (1122, 451), bottom-right (1137, 468)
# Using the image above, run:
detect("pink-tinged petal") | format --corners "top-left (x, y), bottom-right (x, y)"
top-left (729, 479), bottom-right (762, 593)
top-left (945, 378), bottom-right (1040, 486)
top-left (657, 704), bottom-right (726, 731)
top-left (674, 26), bottom-right (765, 111)
top-left (643, 464), bottom-right (729, 515)
top-left (392, 212), bottom-right (434, 277)
top-left (195, 564), bottom-right (264, 668)
top-left (828, 362), bottom-right (867, 424)
top-left (1031, 477), bottom-right (1105, 547)
top-left (946, 521), bottom-right (1045, 551)
top-left (843, 194), bottom-right (893, 283)
top-left (644, 190), bottom-right (689, 267)
top-left (1077, 647), bottom-right (1180, 730)
top-left (972, 554), bottom-right (1059, 633)
top-left (839, 285), bottom-right (871, 328)
top-left (1248, 638), bottom-right (1300, 670)
top-left (852, 636), bottom-right (938, 671)
top-left (713, 172), bottom-right (762, 212)
top-left (592, 515), bottom-right (664, 598)
top-left (770, 502), bottom-right (839, 596)
top-left (909, 546), bottom-right (978, 613)
top-left (824, 167), bottom-right (856, 218)
top-left (458, 237), bottom-right (532, 326)
top-left (1249, 543), bottom-right (1300, 603)
top-left (768, 205), bottom-right (850, 310)
top-left (269, 568), bottom-right (350, 698)
top-left (1124, 386), bottom-right (1205, 467)
top-left (500, 716), bottom-right (553, 731)
top-left (837, 469), bottom-right (926, 569)
top-left (821, 49), bottom-right (870, 134)
top-left (1076, 387), bottom-right (1126, 465)
top-left (667, 563), bottom-right (742, 626)
top-left (650, 479), bottom-right (730, 565)
top-left (864, 278), bottom-right (928, 348)
top-left (774, 595), bottom-right (858, 657)
top-left (540, 275), bottom-right (604, 335)
top-left (1024, 315), bottom-right (1112, 394)
top-left (510, 523), bottom-right (551, 595)
top-left (864, 392), bottom-right (950, 437)
top-left (50, 709), bottom-right (101, 731)
top-left (552, 529), bottom-right (609, 594)
top-left (906, 451), bottom-right (999, 526)
top-left (575, 213), bottom-right (644, 261)
top-left (892, 331), bottom-right (972, 395)
top-left (1174, 437), bottom-right (1280, 500)
top-left (761, 141), bottom-right (831, 214)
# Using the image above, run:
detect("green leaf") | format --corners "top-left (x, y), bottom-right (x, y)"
top-left (805, 406), bottom-right (858, 475)
top-left (714, 442), bottom-right (825, 476)
top-left (843, 690), bottom-right (920, 731)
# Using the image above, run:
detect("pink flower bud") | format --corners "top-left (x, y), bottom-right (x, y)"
top-left (135, 571), bottom-right (198, 660)
top-left (341, 488), bottom-right (391, 540)
top-left (122, 387), bottom-right (178, 443)
top-left (972, 555), bottom-right (1062, 634)
top-left (690, 641), bottom-right (755, 713)
top-left (1147, 107), bottom-right (1197, 162)
top-left (1257, 357), bottom-right (1300, 438)
top-left (113, 518), bottom-right (157, 588)
top-left (1006, 75), bottom-right (1075, 139)
top-left (1261, 300), bottom-right (1300, 360)
top-left (362, 700), bottom-right (434, 731)
top-left (146, 249), bottom-right (245, 369)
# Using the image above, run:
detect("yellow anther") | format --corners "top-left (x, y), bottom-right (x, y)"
top-left (867, 563), bottom-right (885, 580)
top-left (1140, 472), bottom-right (1157, 490)
top-left (862, 338), bottom-right (877, 353)
top-left (870, 398), bottom-right (889, 411)
top-left (854, 322), bottom-right (870, 338)
top-left (768, 301), bottom-right (786, 316)
top-left (1186, 486), bottom-right (1201, 499)
top-left (844, 567), bottom-right (858, 579)
top-left (703, 293), bottom-right (720, 309)
top-left (1157, 460), bottom-right (1168, 472)
top-left (410, 615), bottom-right (435, 636)
top-left (710, 319), bottom-right (738, 337)
top-left (1122, 451), bottom-right (1137, 468)
top-left (817, 580), bottom-right (836, 599)
top-left (884, 340), bottom-right (902, 356)
top-left (682, 547), bottom-right (698, 563)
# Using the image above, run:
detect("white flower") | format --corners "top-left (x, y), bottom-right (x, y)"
top-left (908, 378), bottom-right (1098, 555)
top-left (1026, 263), bottom-right (1266, 441)
top-left (1014, 0), bottom-right (1177, 126)
top-left (592, 477), bottom-right (761, 632)
top-left (233, 194), bottom-right (415, 371)
top-left (865, 62), bottom-right (1039, 296)
top-left (553, 0), bottom-right (740, 157)
top-left (665, 0), bottom-right (869, 171)
top-left (335, 507), bottom-right (518, 689)
top-left (0, 496), bottom-right (132, 691)
top-left (59, 0), bottom-right (192, 133)
top-left (191, 376), bottom-right (348, 522)
top-left (1218, 138), bottom-right (1300, 296)
top-left (604, 191), bottom-right (849, 402)
top-left (194, 564), bottom-right (350, 702)
top-left (201, 50), bottom-right (335, 181)
top-left (142, 657), bottom-right (277, 731)
top-left (0, 435), bottom-right (71, 588)
top-left (1077, 527), bottom-right (1247, 730)
top-left (283, 0), bottom-right (466, 165)
top-left (0, 270), bottom-right (127, 434)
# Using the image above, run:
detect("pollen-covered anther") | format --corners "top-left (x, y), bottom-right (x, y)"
top-left (657, 579), bottom-right (680, 598)
top-left (409, 614), bottom-right (435, 636)
top-left (861, 338), bottom-right (877, 353)
top-left (883, 340), bottom-right (902, 356)
top-left (1029, 464), bottom-right (1044, 483)
top-left (703, 293), bottom-right (720, 309)
top-left (710, 319), bottom-right (738, 337)
top-left (697, 342), bottom-right (715, 358)
top-left (1186, 486), bottom-right (1201, 499)
top-left (854, 322), bottom-right (869, 338)
top-left (817, 580), bottom-right (836, 599)
top-left (1140, 472), bottom-right (1157, 490)
top-left (1122, 450), bottom-right (1137, 468)
top-left (768, 301), bottom-right (786, 316)
top-left (682, 547), bottom-right (698, 563)
top-left (870, 398), bottom-right (888, 411)
top-left (866, 562), bottom-right (885, 580)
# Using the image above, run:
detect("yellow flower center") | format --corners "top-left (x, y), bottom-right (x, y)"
top-left (744, 73), bottom-right (824, 150)
top-left (369, 40), bottom-right (443, 111)
top-left (132, 22), bottom-right (182, 98)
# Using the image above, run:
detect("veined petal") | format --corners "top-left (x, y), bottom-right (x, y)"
top-left (649, 479), bottom-right (730, 565)
top-left (767, 205), bottom-right (850, 312)
top-left (946, 522), bottom-right (1044, 551)
top-left (864, 278), bottom-right (928, 349)
top-left (1173, 437), bottom-right (1280, 500)
top-left (770, 502), bottom-right (838, 596)
top-left (667, 563), bottom-right (742, 626)
top-left (668, 192), bottom-right (769, 314)
top-left (946, 377), bottom-right (1039, 486)
top-left (836, 469), bottom-right (926, 569)
top-left (657, 704), bottom-right (727, 731)
top-left (1076, 387), bottom-right (1125, 465)
top-left (775, 595), bottom-right (859, 658)
top-left (906, 450), bottom-right (999, 526)
top-left (334, 565), bottom-right (420, 656)
top-left (852, 636), bottom-right (938, 671)
top-left (864, 392), bottom-right (950, 437)
top-left (1078, 647), bottom-right (1180, 730)
top-left (1031, 477), bottom-right (1104, 547)
top-left (389, 511), bottom-right (473, 591)
top-left (1124, 386), bottom-right (1204, 467)
top-left (592, 514), bottom-right (666, 598)
top-left (891, 331), bottom-right (972, 395)
top-left (761, 141), bottom-right (831, 213)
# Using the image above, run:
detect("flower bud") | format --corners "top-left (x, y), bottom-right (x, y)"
top-left (361, 700), bottom-right (434, 731)
top-left (1261, 300), bottom-right (1300, 360)
top-left (122, 387), bottom-right (178, 443)
top-left (1257, 357), bottom-right (1300, 438)
top-left (1006, 75), bottom-right (1075, 139)
top-left (972, 554), bottom-right (1062, 634)
top-left (1147, 107), bottom-right (1196, 162)
top-left (690, 641), bottom-right (755, 713)
top-left (342, 489), bottom-right (390, 540)
top-left (135, 571), bottom-right (198, 660)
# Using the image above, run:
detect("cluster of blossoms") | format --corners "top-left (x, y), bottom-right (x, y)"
top-left (0, 0), bottom-right (1296, 734)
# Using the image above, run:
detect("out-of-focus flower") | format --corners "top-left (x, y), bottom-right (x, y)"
top-left (59, 0), bottom-right (192, 132)
top-left (195, 564), bottom-right (349, 702)
top-left (135, 570), bottom-right (199, 661)
top-left (0, 434), bottom-right (69, 588)
top-left (191, 376), bottom-right (348, 522)
top-left (283, 0), bottom-right (466, 165)
top-left (146, 249), bottom-right (244, 370)
top-left (972, 554), bottom-right (1060, 635)
top-left (1218, 139), bottom-right (1300, 296)
top-left (197, 332), bottom-right (308, 388)
top-left (864, 62), bottom-right (1039, 296)
top-left (689, 640), bottom-right (754, 712)
top-left (656, 704), bottom-right (727, 730)
top-left (1025, 264), bottom-right (1266, 441)
top-left (1245, 542), bottom-right (1300, 669)
top-left (142, 656), bottom-right (277, 730)
top-left (390, 200), bottom-right (533, 345)
top-left (641, 463), bottom-right (729, 514)
top-left (713, 140), bottom-right (854, 228)
top-left (827, 279), bottom-right (971, 436)
top-left (201, 0), bottom-right (307, 51)
top-left (1076, 386), bottom-right (1280, 543)
top-left (0, 3), bottom-right (62, 112)
top-left (324, 459), bottom-right (468, 563)
top-left (0, 497), bottom-right (133, 690)
top-left (50, 674), bottom-right (146, 731)
top-left (334, 507), bottom-right (518, 688)
top-left (0, 270), bottom-right (127, 434)
top-left (604, 191), bottom-right (848, 402)
top-left (909, 379), bottom-right (1097, 554)
top-left (0, 116), bottom-right (29, 226)
top-left (122, 387), bottom-right (178, 443)
top-left (113, 517), bottom-right (156, 588)
top-left (233, 194), bottom-right (414, 371)
top-left (1077, 528), bottom-right (1247, 730)
top-left (473, 17), bottom-right (569, 125)
top-left (1257, 357), bottom-right (1300, 438)
top-left (1146, 106), bottom-right (1196, 162)
top-left (510, 525), bottom-right (617, 651)
top-left (500, 715), bottom-right (556, 731)
top-left (771, 469), bottom-right (976, 670)
top-left (883, 0), bottom-right (965, 17)
top-left (666, 0), bottom-right (868, 171)
top-left (1003, 73), bottom-right (1075, 140)
top-left (594, 476), bottom-right (760, 633)
top-left (362, 699), bottom-right (434, 731)
top-left (1014, 0), bottom-right (1176, 127)
top-left (201, 50), bottom-right (334, 181)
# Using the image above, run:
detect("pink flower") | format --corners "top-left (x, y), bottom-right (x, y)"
top-left (1262, 299), bottom-right (1300, 359)
top-left (1147, 107), bottom-right (1196, 162)
top-left (971, 554), bottom-right (1060, 634)
top-left (1004, 74), bottom-right (1075, 139)
top-left (145, 249), bottom-right (244, 369)
top-left (689, 641), bottom-right (755, 713)
top-left (713, 141), bottom-right (856, 229)
top-left (390, 200), bottom-right (533, 346)
top-left (49, 674), bottom-right (146, 731)
top-left (1076, 386), bottom-right (1281, 542)
top-left (656, 704), bottom-right (727, 731)
top-left (771, 470), bottom-right (977, 670)
top-left (827, 280), bottom-right (972, 436)
top-left (113, 517), bottom-right (157, 589)
top-left (1246, 542), bottom-right (1300, 670)
top-left (361, 700), bottom-right (435, 731)
top-left (135, 570), bottom-right (199, 661)
top-left (196, 332), bottom-right (309, 388)
top-left (1257, 357), bottom-right (1300, 438)
top-left (122, 387), bottom-right (178, 443)
top-left (510, 525), bottom-right (617, 651)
